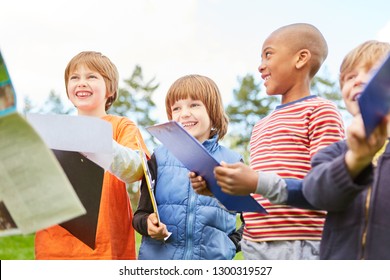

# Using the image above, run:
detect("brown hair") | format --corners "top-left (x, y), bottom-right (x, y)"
top-left (339, 40), bottom-right (390, 89)
top-left (64, 51), bottom-right (119, 111)
top-left (165, 74), bottom-right (228, 140)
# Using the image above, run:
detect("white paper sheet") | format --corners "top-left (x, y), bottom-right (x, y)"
top-left (26, 113), bottom-right (113, 170)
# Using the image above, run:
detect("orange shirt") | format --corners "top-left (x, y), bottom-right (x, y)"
top-left (35, 115), bottom-right (149, 259)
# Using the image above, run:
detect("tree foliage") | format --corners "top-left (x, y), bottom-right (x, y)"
top-left (109, 65), bottom-right (159, 128)
top-left (108, 65), bottom-right (160, 148)
top-left (23, 90), bottom-right (75, 115)
top-left (42, 90), bottom-right (75, 114)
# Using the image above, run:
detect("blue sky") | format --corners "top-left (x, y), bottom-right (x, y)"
top-left (1, 0), bottom-right (389, 121)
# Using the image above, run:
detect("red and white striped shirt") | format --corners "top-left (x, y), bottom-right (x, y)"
top-left (244, 96), bottom-right (345, 242)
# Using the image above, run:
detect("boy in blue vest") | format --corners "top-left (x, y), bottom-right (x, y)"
top-left (133, 74), bottom-right (244, 259)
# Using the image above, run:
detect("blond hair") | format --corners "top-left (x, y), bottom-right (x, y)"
top-left (64, 51), bottom-right (119, 111)
top-left (339, 40), bottom-right (390, 89)
top-left (165, 74), bottom-right (228, 140)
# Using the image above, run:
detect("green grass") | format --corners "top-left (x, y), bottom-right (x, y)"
top-left (0, 216), bottom-right (243, 260)
top-left (0, 234), bottom-right (35, 260)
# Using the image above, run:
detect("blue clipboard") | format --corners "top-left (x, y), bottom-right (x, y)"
top-left (146, 121), bottom-right (267, 214)
top-left (358, 54), bottom-right (390, 137)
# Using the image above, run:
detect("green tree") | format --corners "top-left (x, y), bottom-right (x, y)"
top-left (109, 65), bottom-right (159, 130)
top-left (40, 90), bottom-right (75, 114)
top-left (22, 90), bottom-right (75, 115)
top-left (22, 96), bottom-right (34, 115)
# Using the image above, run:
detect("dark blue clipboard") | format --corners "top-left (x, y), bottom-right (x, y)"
top-left (146, 121), bottom-right (267, 214)
top-left (358, 54), bottom-right (390, 137)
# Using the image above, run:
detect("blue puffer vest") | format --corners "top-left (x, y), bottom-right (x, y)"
top-left (138, 135), bottom-right (242, 260)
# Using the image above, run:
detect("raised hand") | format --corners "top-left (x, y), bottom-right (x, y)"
top-left (345, 114), bottom-right (389, 178)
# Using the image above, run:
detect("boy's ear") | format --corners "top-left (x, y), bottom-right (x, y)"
top-left (296, 49), bottom-right (311, 69)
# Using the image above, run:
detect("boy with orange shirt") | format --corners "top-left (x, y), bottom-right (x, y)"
top-left (35, 51), bottom-right (149, 259)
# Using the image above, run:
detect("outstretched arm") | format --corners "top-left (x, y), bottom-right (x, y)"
top-left (214, 161), bottom-right (314, 208)
top-left (214, 162), bottom-right (257, 195)
top-left (109, 140), bottom-right (143, 183)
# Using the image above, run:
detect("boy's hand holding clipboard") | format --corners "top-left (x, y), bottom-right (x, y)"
top-left (136, 137), bottom-right (171, 241)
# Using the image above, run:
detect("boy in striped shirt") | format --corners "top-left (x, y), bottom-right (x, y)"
top-left (192, 23), bottom-right (345, 259)
top-left (241, 23), bottom-right (345, 260)
top-left (212, 40), bottom-right (390, 259)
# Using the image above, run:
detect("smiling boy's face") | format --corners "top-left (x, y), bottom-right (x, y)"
top-left (258, 32), bottom-right (299, 102)
top-left (170, 98), bottom-right (212, 143)
top-left (67, 64), bottom-right (110, 117)
top-left (341, 60), bottom-right (383, 117)
top-left (339, 41), bottom-right (390, 118)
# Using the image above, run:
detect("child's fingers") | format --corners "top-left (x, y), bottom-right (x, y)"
top-left (148, 213), bottom-right (159, 225)
top-left (188, 171), bottom-right (197, 178)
